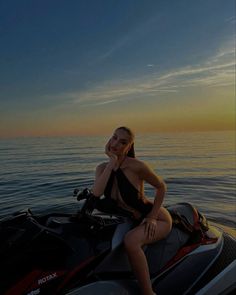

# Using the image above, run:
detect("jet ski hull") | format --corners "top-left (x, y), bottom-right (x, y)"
top-left (0, 191), bottom-right (235, 295)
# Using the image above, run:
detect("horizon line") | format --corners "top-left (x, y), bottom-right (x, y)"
top-left (0, 128), bottom-right (235, 140)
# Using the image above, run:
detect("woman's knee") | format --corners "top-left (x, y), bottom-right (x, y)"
top-left (123, 231), bottom-right (141, 252)
top-left (123, 231), bottom-right (134, 250)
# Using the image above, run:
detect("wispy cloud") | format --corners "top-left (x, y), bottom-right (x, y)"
top-left (49, 38), bottom-right (235, 109)
top-left (225, 15), bottom-right (236, 24)
top-left (95, 13), bottom-right (162, 63)
top-left (97, 35), bottom-right (131, 61)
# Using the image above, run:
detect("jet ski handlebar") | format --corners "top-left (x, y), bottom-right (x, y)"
top-left (73, 188), bottom-right (98, 216)
top-left (73, 188), bottom-right (133, 219)
top-left (73, 188), bottom-right (93, 201)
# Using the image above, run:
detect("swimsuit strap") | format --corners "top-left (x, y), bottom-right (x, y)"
top-left (103, 157), bottom-right (126, 197)
top-left (115, 168), bottom-right (153, 215)
top-left (104, 165), bottom-right (153, 216)
top-left (104, 169), bottom-right (115, 198)
top-left (115, 168), bottom-right (139, 196)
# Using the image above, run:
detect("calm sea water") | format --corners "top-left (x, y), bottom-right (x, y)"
top-left (0, 131), bottom-right (235, 228)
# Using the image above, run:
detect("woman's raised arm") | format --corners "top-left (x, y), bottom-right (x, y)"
top-left (139, 161), bottom-right (167, 219)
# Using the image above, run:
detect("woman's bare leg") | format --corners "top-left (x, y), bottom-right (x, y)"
top-left (124, 212), bottom-right (172, 295)
top-left (124, 229), bottom-right (154, 295)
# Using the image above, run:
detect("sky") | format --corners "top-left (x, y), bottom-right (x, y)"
top-left (0, 0), bottom-right (235, 138)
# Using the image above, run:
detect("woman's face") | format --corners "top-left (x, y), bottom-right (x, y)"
top-left (109, 129), bottom-right (132, 156)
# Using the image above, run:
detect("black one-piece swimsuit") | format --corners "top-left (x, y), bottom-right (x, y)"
top-left (103, 168), bottom-right (153, 218)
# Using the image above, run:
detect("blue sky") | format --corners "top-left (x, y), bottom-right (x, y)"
top-left (0, 0), bottom-right (235, 137)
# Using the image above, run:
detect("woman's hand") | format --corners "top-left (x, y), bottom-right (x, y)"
top-left (141, 217), bottom-right (158, 240)
top-left (105, 140), bottom-right (118, 169)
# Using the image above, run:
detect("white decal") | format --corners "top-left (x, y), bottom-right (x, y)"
top-left (27, 289), bottom-right (40, 295)
top-left (38, 272), bottom-right (57, 285)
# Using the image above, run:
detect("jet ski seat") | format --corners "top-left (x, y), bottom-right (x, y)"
top-left (93, 203), bottom-right (203, 277)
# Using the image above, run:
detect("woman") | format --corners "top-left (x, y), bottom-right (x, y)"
top-left (92, 126), bottom-right (172, 295)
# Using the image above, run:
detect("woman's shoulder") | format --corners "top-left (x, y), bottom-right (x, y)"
top-left (96, 162), bottom-right (108, 171)
top-left (126, 157), bottom-right (147, 170)
top-left (126, 158), bottom-right (157, 179)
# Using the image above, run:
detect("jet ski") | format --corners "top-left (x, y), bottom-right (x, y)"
top-left (0, 189), bottom-right (235, 295)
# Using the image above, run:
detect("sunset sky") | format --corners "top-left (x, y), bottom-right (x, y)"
top-left (0, 0), bottom-right (235, 138)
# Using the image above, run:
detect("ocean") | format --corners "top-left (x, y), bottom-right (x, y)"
top-left (0, 131), bottom-right (235, 228)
